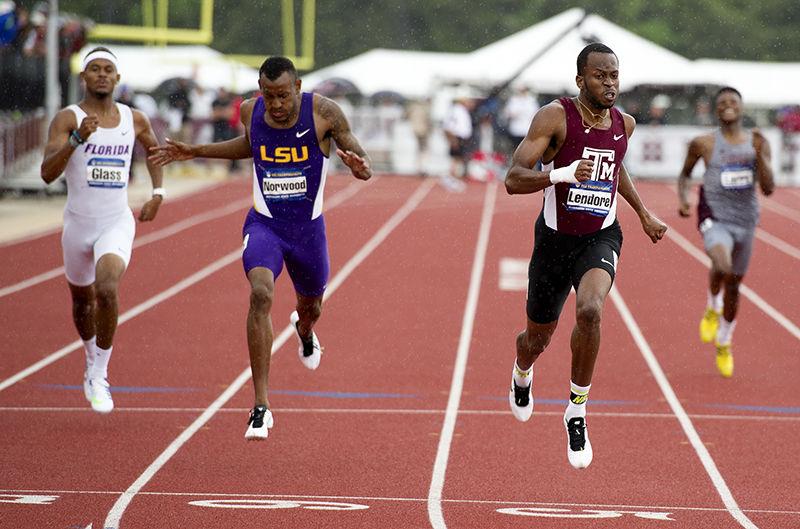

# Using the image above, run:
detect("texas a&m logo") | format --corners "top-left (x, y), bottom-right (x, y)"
top-left (582, 147), bottom-right (616, 181)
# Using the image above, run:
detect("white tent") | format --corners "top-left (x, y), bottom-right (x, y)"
top-left (75, 45), bottom-right (260, 93)
top-left (461, 8), bottom-right (698, 93)
top-left (301, 48), bottom-right (465, 99)
top-left (690, 59), bottom-right (800, 107)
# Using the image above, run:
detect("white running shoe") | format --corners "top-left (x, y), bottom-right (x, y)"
top-left (509, 372), bottom-right (533, 422)
top-left (290, 311), bottom-right (322, 370)
top-left (244, 405), bottom-right (274, 441)
top-left (83, 371), bottom-right (92, 402)
top-left (88, 377), bottom-right (114, 414)
top-left (564, 412), bottom-right (593, 469)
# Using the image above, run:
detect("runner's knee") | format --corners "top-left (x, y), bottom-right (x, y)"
top-left (250, 283), bottom-right (274, 312)
top-left (94, 279), bottom-right (119, 308)
top-left (575, 299), bottom-right (603, 329)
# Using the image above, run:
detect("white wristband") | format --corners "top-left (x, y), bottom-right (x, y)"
top-left (549, 159), bottom-right (581, 184)
top-left (152, 187), bottom-right (166, 198)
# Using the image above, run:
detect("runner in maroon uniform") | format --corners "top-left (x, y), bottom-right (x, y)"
top-left (504, 43), bottom-right (667, 469)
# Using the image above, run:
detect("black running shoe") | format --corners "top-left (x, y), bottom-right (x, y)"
top-left (508, 372), bottom-right (533, 422)
top-left (564, 414), bottom-right (593, 468)
top-left (244, 405), bottom-right (273, 440)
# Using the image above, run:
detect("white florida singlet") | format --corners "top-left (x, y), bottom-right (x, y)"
top-left (63, 103), bottom-right (135, 218)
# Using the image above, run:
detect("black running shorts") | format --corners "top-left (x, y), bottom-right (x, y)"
top-left (526, 213), bottom-right (623, 323)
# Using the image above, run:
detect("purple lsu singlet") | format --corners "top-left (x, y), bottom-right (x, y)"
top-left (540, 97), bottom-right (627, 236)
top-left (249, 92), bottom-right (330, 221)
top-left (241, 93), bottom-right (330, 296)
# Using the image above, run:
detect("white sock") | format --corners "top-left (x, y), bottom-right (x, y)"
top-left (707, 290), bottom-right (723, 312)
top-left (716, 318), bottom-right (736, 345)
top-left (83, 336), bottom-right (96, 372)
top-left (513, 361), bottom-right (533, 387)
top-left (566, 381), bottom-right (591, 418)
top-left (90, 345), bottom-right (113, 379)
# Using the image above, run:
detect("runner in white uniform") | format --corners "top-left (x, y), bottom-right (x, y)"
top-left (41, 47), bottom-right (165, 413)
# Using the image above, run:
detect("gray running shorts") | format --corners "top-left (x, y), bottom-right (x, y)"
top-left (700, 218), bottom-right (755, 276)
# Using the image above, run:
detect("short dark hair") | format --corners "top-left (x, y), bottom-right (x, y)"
top-left (715, 86), bottom-right (742, 102)
top-left (577, 43), bottom-right (616, 75)
top-left (259, 56), bottom-right (297, 81)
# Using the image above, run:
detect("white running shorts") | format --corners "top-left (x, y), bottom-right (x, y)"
top-left (61, 208), bottom-right (136, 286)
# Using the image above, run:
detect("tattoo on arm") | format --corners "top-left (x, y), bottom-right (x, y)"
top-left (319, 97), bottom-right (367, 157)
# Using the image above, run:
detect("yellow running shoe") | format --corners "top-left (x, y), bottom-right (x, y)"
top-left (699, 308), bottom-right (720, 343)
top-left (715, 343), bottom-right (734, 378)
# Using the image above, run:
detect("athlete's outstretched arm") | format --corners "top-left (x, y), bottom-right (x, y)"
top-left (318, 96), bottom-right (372, 180)
top-left (504, 103), bottom-right (593, 195)
top-left (753, 129), bottom-right (774, 196)
top-left (133, 110), bottom-right (164, 221)
top-left (618, 163), bottom-right (667, 243)
top-left (148, 99), bottom-right (254, 166)
top-left (678, 137), bottom-right (704, 217)
top-left (148, 135), bottom-right (251, 166)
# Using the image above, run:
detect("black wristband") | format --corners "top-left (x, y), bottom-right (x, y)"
top-left (70, 130), bottom-right (85, 145)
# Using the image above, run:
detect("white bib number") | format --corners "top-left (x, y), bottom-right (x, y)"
top-left (566, 181), bottom-right (613, 217)
top-left (720, 167), bottom-right (754, 189)
top-left (262, 169), bottom-right (307, 201)
top-left (86, 158), bottom-right (128, 188)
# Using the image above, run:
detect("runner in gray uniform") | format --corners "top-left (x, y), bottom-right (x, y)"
top-left (678, 86), bottom-right (774, 378)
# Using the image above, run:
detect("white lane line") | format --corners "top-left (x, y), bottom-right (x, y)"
top-left (0, 251), bottom-right (242, 392)
top-left (0, 182), bottom-right (367, 393)
top-left (0, 198), bottom-right (250, 299)
top-left (611, 287), bottom-right (758, 529)
top-left (103, 178), bottom-right (435, 529)
top-left (428, 182), bottom-right (496, 529)
top-left (665, 226), bottom-right (800, 340)
top-left (3, 406), bottom-right (800, 422)
top-left (755, 228), bottom-right (800, 260)
top-left (761, 199), bottom-right (800, 224)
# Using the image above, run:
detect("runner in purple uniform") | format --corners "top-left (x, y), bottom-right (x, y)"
top-left (149, 57), bottom-right (372, 441)
top-left (504, 43), bottom-right (667, 469)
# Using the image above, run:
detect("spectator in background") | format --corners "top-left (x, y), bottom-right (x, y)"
top-left (503, 86), bottom-right (539, 150)
top-left (694, 98), bottom-right (714, 126)
top-left (406, 97), bottom-right (431, 176)
top-left (443, 92), bottom-right (475, 180)
top-left (166, 78), bottom-right (192, 142)
top-left (647, 94), bottom-right (670, 125)
top-left (211, 87), bottom-right (239, 171)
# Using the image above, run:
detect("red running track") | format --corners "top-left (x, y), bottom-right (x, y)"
top-left (1, 175), bottom-right (798, 529)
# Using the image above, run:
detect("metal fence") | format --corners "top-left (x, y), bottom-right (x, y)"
top-left (0, 109), bottom-right (47, 191)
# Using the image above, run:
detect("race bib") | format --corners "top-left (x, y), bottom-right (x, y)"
top-left (720, 165), bottom-right (754, 189)
top-left (565, 180), bottom-right (613, 217)
top-left (86, 158), bottom-right (127, 188)
top-left (261, 168), bottom-right (307, 201)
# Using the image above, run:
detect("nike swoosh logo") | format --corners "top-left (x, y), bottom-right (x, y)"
top-left (296, 129), bottom-right (311, 138)
top-left (601, 257), bottom-right (615, 268)
top-left (121, 131), bottom-right (129, 136)
top-left (613, 134), bottom-right (624, 141)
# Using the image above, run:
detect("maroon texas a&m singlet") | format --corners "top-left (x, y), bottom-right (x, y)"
top-left (540, 97), bottom-right (628, 235)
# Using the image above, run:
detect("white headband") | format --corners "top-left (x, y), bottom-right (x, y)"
top-left (82, 50), bottom-right (119, 72)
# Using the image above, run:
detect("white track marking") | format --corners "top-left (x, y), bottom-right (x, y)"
top-left (4, 488), bottom-right (800, 517)
top-left (428, 182), bottom-right (496, 529)
top-left (665, 226), bottom-right (800, 340)
top-left (0, 198), bottom-right (250, 299)
top-left (761, 198), bottom-right (800, 223)
top-left (611, 287), bottom-right (758, 529)
top-left (103, 179), bottom-right (434, 529)
top-left (755, 228), bottom-right (800, 260)
top-left (0, 182), bottom-right (367, 393)
top-left (0, 251), bottom-right (240, 392)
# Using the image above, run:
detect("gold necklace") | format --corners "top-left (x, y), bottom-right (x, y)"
top-left (576, 97), bottom-right (609, 134)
